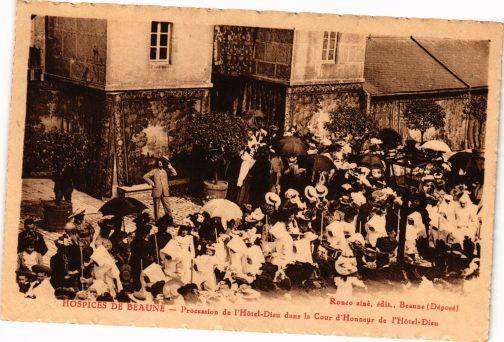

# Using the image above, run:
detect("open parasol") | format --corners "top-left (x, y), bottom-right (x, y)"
top-left (202, 198), bottom-right (243, 223)
top-left (359, 154), bottom-right (384, 168)
top-left (244, 109), bottom-right (267, 129)
top-left (420, 140), bottom-right (452, 154)
top-left (306, 154), bottom-right (335, 174)
top-left (448, 150), bottom-right (484, 173)
top-left (99, 197), bottom-right (148, 217)
top-left (277, 136), bottom-right (308, 157)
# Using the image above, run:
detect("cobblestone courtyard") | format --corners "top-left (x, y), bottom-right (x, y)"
top-left (19, 178), bottom-right (202, 264)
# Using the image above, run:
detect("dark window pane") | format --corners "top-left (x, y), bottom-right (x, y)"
top-left (323, 31), bottom-right (328, 38)
top-left (160, 34), bottom-right (168, 46)
top-left (322, 38), bottom-right (328, 49)
top-left (159, 47), bottom-right (168, 60)
top-left (150, 34), bottom-right (157, 46)
top-left (160, 22), bottom-right (169, 33)
top-left (329, 38), bottom-right (335, 50)
top-left (150, 47), bottom-right (157, 60)
top-left (151, 21), bottom-right (158, 33)
top-left (322, 49), bottom-right (327, 60)
top-left (330, 31), bottom-right (336, 38)
top-left (328, 50), bottom-right (334, 60)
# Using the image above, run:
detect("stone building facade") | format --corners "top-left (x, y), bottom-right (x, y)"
top-left (26, 15), bottom-right (213, 198)
top-left (211, 26), bottom-right (367, 131)
top-left (26, 16), bottom-right (488, 198)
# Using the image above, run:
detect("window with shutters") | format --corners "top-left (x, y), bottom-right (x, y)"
top-left (321, 31), bottom-right (338, 63)
top-left (150, 21), bottom-right (172, 62)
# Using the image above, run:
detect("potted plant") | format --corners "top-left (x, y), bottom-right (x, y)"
top-left (26, 129), bottom-right (93, 230)
top-left (176, 111), bottom-right (248, 199)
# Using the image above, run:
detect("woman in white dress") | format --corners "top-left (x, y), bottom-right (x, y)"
top-left (172, 226), bottom-right (195, 284)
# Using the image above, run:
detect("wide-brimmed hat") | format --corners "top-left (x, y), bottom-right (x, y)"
top-left (285, 188), bottom-right (300, 200)
top-left (315, 184), bottom-right (329, 198)
top-left (265, 192), bottom-right (281, 209)
top-left (161, 155), bottom-right (171, 164)
top-left (304, 186), bottom-right (317, 202)
top-left (245, 208), bottom-right (265, 223)
top-left (69, 207), bottom-right (86, 219)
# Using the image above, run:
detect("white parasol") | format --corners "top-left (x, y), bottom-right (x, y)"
top-left (420, 140), bottom-right (452, 154)
top-left (202, 199), bottom-right (243, 227)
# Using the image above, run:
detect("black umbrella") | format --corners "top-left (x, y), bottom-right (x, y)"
top-left (359, 154), bottom-right (383, 168)
top-left (306, 154), bottom-right (335, 173)
top-left (379, 128), bottom-right (402, 149)
top-left (99, 197), bottom-right (148, 217)
top-left (244, 109), bottom-right (267, 129)
top-left (448, 151), bottom-right (484, 173)
top-left (277, 136), bottom-right (309, 157)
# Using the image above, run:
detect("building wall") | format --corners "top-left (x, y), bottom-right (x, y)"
top-left (291, 31), bottom-right (366, 85)
top-left (46, 16), bottom-right (107, 88)
top-left (286, 83), bottom-right (364, 132)
top-left (29, 16), bottom-right (46, 77)
top-left (105, 20), bottom-right (213, 91)
top-left (107, 88), bottom-right (210, 190)
top-left (252, 28), bottom-right (294, 82)
top-left (213, 25), bottom-right (294, 83)
top-left (368, 92), bottom-right (487, 151)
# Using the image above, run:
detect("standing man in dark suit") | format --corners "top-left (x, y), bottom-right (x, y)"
top-left (143, 157), bottom-right (177, 222)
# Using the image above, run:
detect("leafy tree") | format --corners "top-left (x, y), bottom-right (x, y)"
top-left (403, 100), bottom-right (446, 144)
top-left (174, 111), bottom-right (248, 183)
top-left (324, 106), bottom-right (378, 153)
top-left (463, 97), bottom-right (487, 148)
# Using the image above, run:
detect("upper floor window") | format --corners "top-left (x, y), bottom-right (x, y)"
top-left (150, 21), bottom-right (171, 61)
top-left (322, 31), bottom-right (338, 63)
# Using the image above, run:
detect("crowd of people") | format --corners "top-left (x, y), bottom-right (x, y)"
top-left (16, 124), bottom-right (483, 304)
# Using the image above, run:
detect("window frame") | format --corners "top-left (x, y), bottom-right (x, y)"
top-left (321, 31), bottom-right (338, 64)
top-left (149, 21), bottom-right (172, 63)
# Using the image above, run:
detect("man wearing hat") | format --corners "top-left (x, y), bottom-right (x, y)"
top-left (143, 156), bottom-right (178, 222)
top-left (282, 156), bottom-right (306, 193)
top-left (69, 208), bottom-right (95, 248)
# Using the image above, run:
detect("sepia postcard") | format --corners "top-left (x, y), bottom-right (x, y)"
top-left (1, 1), bottom-right (503, 340)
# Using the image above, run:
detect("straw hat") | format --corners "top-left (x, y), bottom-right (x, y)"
top-left (265, 192), bottom-right (281, 209)
top-left (285, 188), bottom-right (300, 200)
top-left (315, 184), bottom-right (329, 198)
top-left (304, 186), bottom-right (317, 202)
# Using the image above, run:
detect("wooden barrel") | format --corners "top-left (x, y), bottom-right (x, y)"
top-left (203, 180), bottom-right (228, 199)
top-left (43, 200), bottom-right (72, 231)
